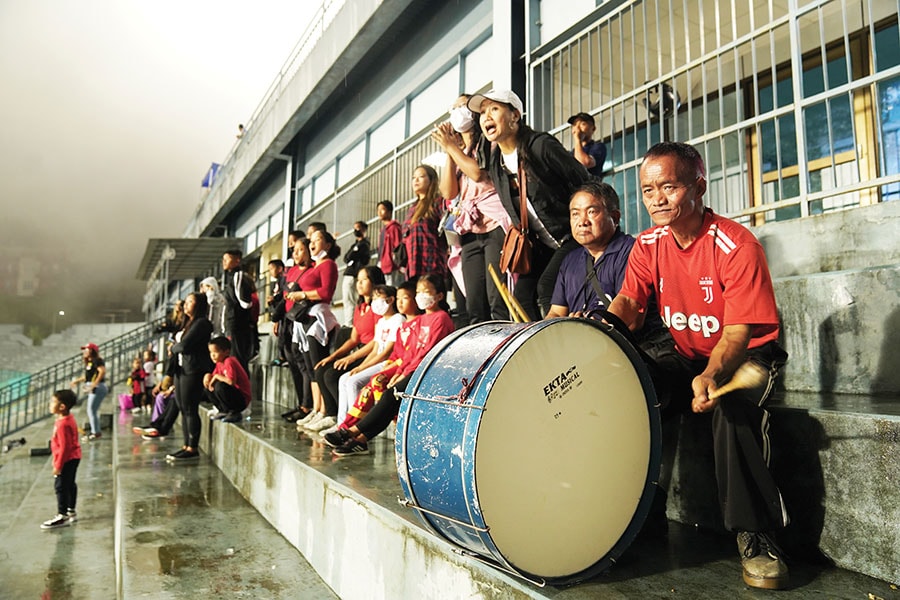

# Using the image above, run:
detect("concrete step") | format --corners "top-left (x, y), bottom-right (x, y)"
top-left (113, 412), bottom-right (338, 599)
top-left (202, 374), bottom-right (900, 598)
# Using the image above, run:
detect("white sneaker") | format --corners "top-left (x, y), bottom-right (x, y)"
top-left (295, 411), bottom-right (318, 426)
top-left (207, 407), bottom-right (220, 419)
top-left (299, 412), bottom-right (324, 430)
top-left (307, 415), bottom-right (336, 432)
top-left (386, 421), bottom-right (397, 441)
top-left (130, 407), bottom-right (142, 415)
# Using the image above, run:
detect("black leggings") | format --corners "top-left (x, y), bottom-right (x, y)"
top-left (512, 237), bottom-right (578, 320)
top-left (356, 376), bottom-right (410, 440)
top-left (175, 372), bottom-right (205, 448)
top-left (315, 354), bottom-right (364, 417)
top-left (302, 334), bottom-right (332, 413)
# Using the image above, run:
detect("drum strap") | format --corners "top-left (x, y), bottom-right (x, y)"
top-left (457, 328), bottom-right (533, 402)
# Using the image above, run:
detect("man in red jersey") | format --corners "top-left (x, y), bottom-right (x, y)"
top-left (608, 141), bottom-right (789, 590)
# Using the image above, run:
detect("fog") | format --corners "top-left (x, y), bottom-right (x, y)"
top-left (0, 0), bottom-right (315, 331)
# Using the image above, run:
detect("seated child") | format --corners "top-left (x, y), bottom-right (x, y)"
top-left (203, 336), bottom-right (252, 423)
top-left (325, 274), bottom-right (454, 455)
top-left (332, 281), bottom-right (421, 432)
top-left (322, 284), bottom-right (406, 435)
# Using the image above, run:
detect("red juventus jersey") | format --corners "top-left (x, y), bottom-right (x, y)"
top-left (619, 209), bottom-right (780, 359)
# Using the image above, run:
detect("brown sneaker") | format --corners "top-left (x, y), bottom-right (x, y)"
top-left (737, 531), bottom-right (789, 589)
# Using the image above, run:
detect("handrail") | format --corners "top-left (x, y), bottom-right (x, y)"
top-left (0, 321), bottom-right (169, 442)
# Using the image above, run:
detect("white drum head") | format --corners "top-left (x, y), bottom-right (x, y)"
top-left (473, 320), bottom-right (651, 578)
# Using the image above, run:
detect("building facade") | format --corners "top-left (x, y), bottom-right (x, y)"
top-left (143, 0), bottom-right (900, 318)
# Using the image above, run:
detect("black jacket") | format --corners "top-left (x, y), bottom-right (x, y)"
top-left (343, 237), bottom-right (371, 278)
top-left (222, 268), bottom-right (253, 332)
top-left (170, 318), bottom-right (214, 375)
top-left (487, 131), bottom-right (594, 244)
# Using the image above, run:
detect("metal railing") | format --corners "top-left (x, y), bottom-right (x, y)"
top-left (0, 322), bottom-right (167, 442)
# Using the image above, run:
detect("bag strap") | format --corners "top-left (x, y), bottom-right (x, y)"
top-left (517, 162), bottom-right (528, 233)
top-left (585, 252), bottom-right (608, 307)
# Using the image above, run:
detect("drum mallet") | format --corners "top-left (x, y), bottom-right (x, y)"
top-left (488, 264), bottom-right (529, 323)
top-left (708, 362), bottom-right (768, 400)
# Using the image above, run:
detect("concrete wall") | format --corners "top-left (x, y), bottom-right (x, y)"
top-left (754, 202), bottom-right (900, 396)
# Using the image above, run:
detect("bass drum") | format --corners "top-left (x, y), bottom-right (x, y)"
top-left (396, 318), bottom-right (660, 585)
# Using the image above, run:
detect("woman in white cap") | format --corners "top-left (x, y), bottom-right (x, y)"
top-left (467, 89), bottom-right (594, 320)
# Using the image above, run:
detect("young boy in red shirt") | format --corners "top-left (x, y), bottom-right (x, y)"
top-left (42, 389), bottom-right (82, 529)
top-left (203, 336), bottom-right (252, 423)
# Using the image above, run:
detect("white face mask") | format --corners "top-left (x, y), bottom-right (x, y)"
top-left (449, 106), bottom-right (475, 133)
top-left (371, 297), bottom-right (390, 316)
top-left (204, 289), bottom-right (215, 302)
top-left (415, 293), bottom-right (436, 311)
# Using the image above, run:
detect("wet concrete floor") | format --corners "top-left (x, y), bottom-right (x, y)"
top-left (0, 408), bottom-right (336, 599)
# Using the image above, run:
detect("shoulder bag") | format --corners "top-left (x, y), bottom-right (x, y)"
top-left (499, 162), bottom-right (532, 274)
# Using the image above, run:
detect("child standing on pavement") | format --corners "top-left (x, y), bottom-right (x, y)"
top-left (42, 389), bottom-right (82, 529)
top-left (203, 336), bottom-right (252, 423)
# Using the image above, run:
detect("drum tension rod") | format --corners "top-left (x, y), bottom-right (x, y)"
top-left (450, 549), bottom-right (547, 588)
top-left (397, 497), bottom-right (490, 532)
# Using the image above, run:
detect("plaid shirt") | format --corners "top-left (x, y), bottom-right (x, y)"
top-left (403, 203), bottom-right (448, 279)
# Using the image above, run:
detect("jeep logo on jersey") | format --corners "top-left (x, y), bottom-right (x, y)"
top-left (699, 276), bottom-right (714, 304)
top-left (662, 306), bottom-right (721, 337)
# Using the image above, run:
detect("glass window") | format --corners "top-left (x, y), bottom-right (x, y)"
top-left (269, 208), bottom-right (283, 236)
top-left (245, 230), bottom-right (257, 253)
top-left (256, 222), bottom-right (268, 247)
top-left (409, 67), bottom-right (459, 135)
top-left (464, 37), bottom-right (493, 93)
top-left (880, 75), bottom-right (900, 201)
top-left (314, 166), bottom-right (336, 205)
top-left (369, 110), bottom-right (405, 165)
top-left (338, 141), bottom-right (366, 187)
top-left (875, 22), bottom-right (900, 72)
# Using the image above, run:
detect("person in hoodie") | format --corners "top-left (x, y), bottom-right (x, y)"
top-left (200, 276), bottom-right (226, 336)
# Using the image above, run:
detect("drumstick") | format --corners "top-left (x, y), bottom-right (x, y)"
top-left (488, 264), bottom-right (529, 322)
top-left (708, 362), bottom-right (768, 399)
top-left (487, 264), bottom-right (521, 322)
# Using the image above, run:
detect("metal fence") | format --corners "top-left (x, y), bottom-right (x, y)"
top-left (529, 0), bottom-right (900, 232)
top-left (0, 322), bottom-right (167, 443)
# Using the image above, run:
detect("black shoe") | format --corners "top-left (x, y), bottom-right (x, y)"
top-left (281, 408), bottom-right (305, 422)
top-left (166, 449), bottom-right (187, 460)
top-left (222, 412), bottom-right (241, 423)
top-left (332, 439), bottom-right (369, 457)
top-left (323, 428), bottom-right (352, 448)
top-left (737, 531), bottom-right (789, 590)
top-left (170, 449), bottom-right (200, 461)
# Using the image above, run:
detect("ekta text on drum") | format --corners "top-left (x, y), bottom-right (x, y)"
top-left (396, 318), bottom-right (661, 586)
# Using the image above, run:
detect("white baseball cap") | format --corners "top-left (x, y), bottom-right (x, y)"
top-left (467, 89), bottom-right (524, 114)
